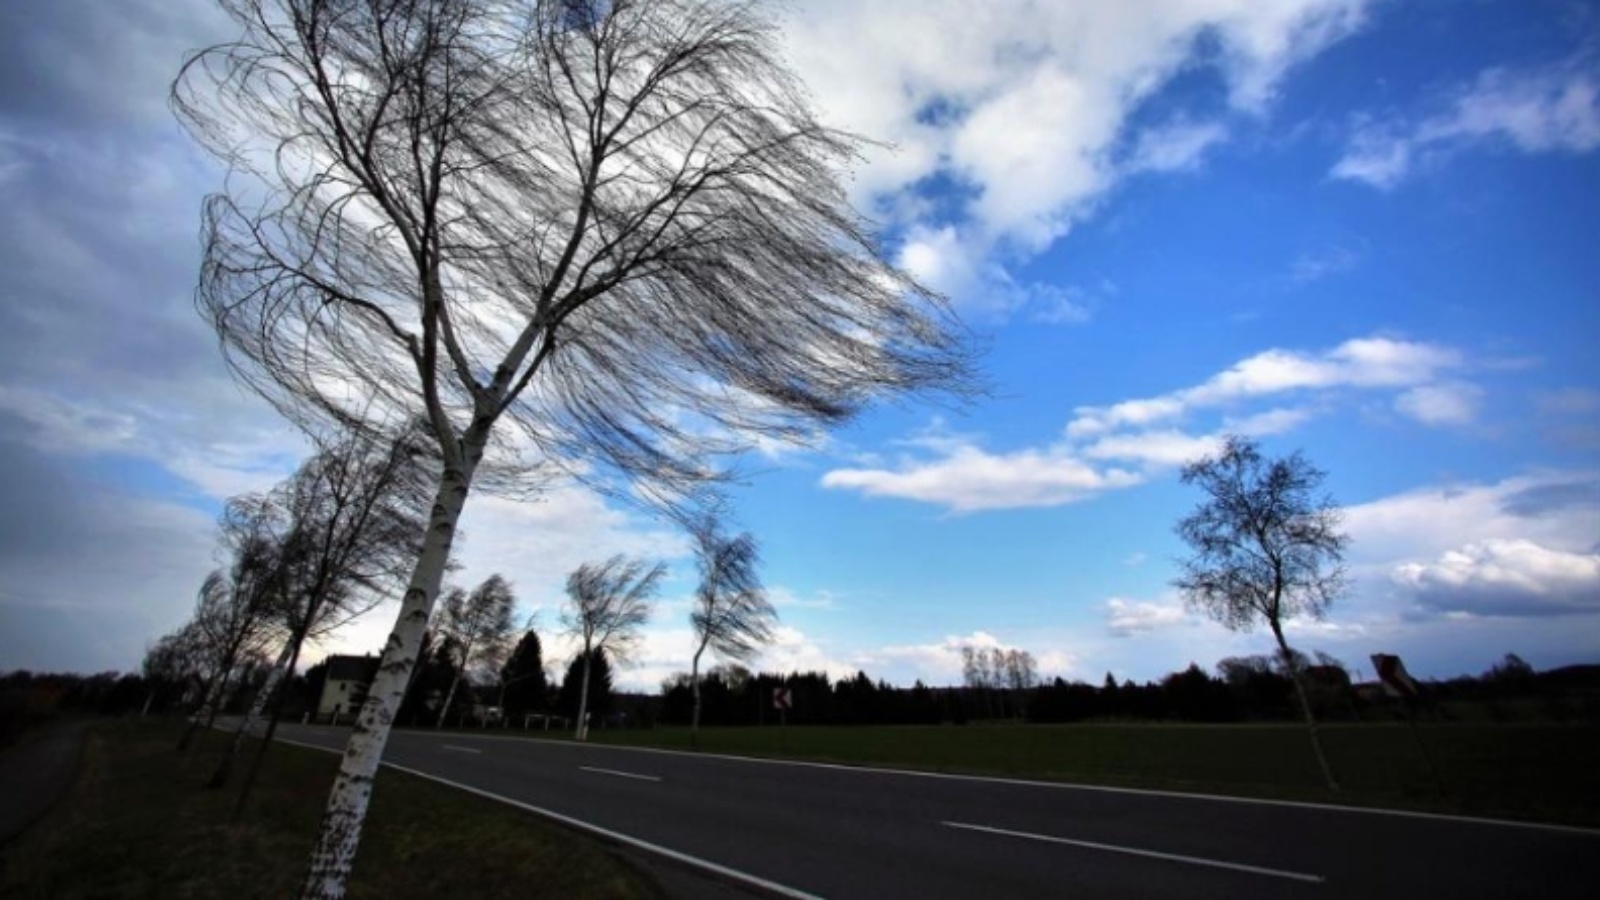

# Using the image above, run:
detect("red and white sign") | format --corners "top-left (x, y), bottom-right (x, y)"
top-left (1370, 653), bottom-right (1420, 698)
top-left (773, 687), bottom-right (793, 710)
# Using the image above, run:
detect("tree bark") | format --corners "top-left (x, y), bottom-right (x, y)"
top-left (233, 629), bottom-right (309, 819)
top-left (298, 457), bottom-right (474, 899)
top-left (575, 648), bottom-right (592, 741)
top-left (178, 653), bottom-right (235, 752)
top-left (690, 641), bottom-right (706, 745)
top-left (435, 637), bottom-right (474, 729)
top-left (1271, 620), bottom-right (1340, 792)
top-left (436, 672), bottom-right (462, 729)
top-left (207, 638), bottom-right (295, 790)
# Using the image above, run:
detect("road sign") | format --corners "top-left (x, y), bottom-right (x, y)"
top-left (773, 687), bottom-right (792, 710)
top-left (1371, 653), bottom-right (1420, 698)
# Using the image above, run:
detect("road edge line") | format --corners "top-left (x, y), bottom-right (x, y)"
top-left (942, 820), bottom-right (1325, 883)
top-left (396, 729), bottom-right (1600, 837)
top-left (276, 737), bottom-right (823, 900)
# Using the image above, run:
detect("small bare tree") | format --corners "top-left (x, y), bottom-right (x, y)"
top-left (177, 517), bottom-right (282, 752)
top-left (174, 1), bottom-right (972, 892)
top-left (433, 575), bottom-right (517, 728)
top-left (562, 556), bottom-right (661, 740)
top-left (688, 519), bottom-right (773, 739)
top-left (208, 426), bottom-right (431, 804)
top-left (1174, 435), bottom-right (1348, 791)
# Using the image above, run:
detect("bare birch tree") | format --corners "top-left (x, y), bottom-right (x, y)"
top-left (688, 519), bottom-right (773, 739)
top-left (1174, 435), bottom-right (1348, 791)
top-left (433, 574), bottom-right (516, 728)
top-left (208, 426), bottom-right (430, 804)
top-left (562, 555), bottom-right (661, 740)
top-left (174, 1), bottom-right (972, 893)
top-left (177, 514), bottom-right (282, 752)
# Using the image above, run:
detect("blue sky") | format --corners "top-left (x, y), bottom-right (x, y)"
top-left (1, 0), bottom-right (1596, 690)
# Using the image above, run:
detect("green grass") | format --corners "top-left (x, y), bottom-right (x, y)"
top-left (585, 721), bottom-right (1600, 827)
top-left (0, 720), bottom-right (664, 899)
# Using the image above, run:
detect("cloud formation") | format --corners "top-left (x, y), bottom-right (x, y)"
top-left (1333, 58), bottom-right (1600, 188)
top-left (1393, 539), bottom-right (1600, 617)
top-left (783, 0), bottom-right (1373, 312)
top-left (823, 336), bottom-right (1476, 512)
top-left (1106, 597), bottom-right (1193, 636)
top-left (1343, 471), bottom-right (1600, 623)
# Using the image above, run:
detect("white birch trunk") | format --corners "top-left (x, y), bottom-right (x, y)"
top-left (178, 661), bottom-right (232, 751)
top-left (575, 650), bottom-right (592, 741)
top-left (435, 636), bottom-right (474, 729)
top-left (690, 640), bottom-right (706, 738)
top-left (245, 642), bottom-right (295, 736)
top-left (436, 673), bottom-right (461, 729)
top-left (206, 638), bottom-right (294, 791)
top-left (299, 458), bottom-right (475, 900)
top-left (1272, 620), bottom-right (1341, 792)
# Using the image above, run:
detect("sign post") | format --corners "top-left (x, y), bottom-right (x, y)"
top-left (1370, 653), bottom-right (1443, 796)
top-left (772, 687), bottom-right (792, 728)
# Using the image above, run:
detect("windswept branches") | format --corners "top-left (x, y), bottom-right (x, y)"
top-left (432, 574), bottom-right (517, 727)
top-left (686, 512), bottom-right (773, 736)
top-left (1174, 435), bottom-right (1348, 632)
top-left (175, 0), bottom-right (974, 504)
top-left (562, 553), bottom-right (661, 739)
top-left (176, 2), bottom-right (973, 892)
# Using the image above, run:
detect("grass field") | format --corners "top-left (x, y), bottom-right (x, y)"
top-left (0, 720), bottom-right (663, 899)
top-left (586, 721), bottom-right (1600, 827)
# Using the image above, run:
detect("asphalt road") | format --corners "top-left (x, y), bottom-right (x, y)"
top-left (275, 724), bottom-right (1599, 899)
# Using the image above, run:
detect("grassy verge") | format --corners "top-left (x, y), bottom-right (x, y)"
top-left (0, 720), bottom-right (664, 899)
top-left (585, 722), bottom-right (1600, 827)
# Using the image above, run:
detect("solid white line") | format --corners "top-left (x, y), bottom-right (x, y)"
top-left (442, 745), bottom-right (482, 754)
top-left (296, 728), bottom-right (1600, 837)
top-left (943, 821), bottom-right (1325, 884)
top-left (580, 766), bottom-right (662, 783)
top-left (275, 737), bottom-right (822, 900)
top-left (455, 732), bottom-right (1600, 836)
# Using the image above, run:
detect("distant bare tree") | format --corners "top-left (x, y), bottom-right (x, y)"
top-left (141, 628), bottom-right (202, 717)
top-left (688, 519), bottom-right (773, 739)
top-left (563, 556), bottom-right (661, 740)
top-left (174, 0), bottom-right (971, 891)
top-left (208, 426), bottom-right (431, 805)
top-left (177, 512), bottom-right (282, 752)
top-left (1174, 435), bottom-right (1348, 791)
top-left (433, 575), bottom-right (516, 728)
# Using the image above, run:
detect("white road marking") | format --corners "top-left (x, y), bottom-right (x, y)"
top-left (275, 738), bottom-right (821, 900)
top-left (579, 766), bottom-right (662, 783)
top-left (943, 821), bottom-right (1325, 884)
top-left (442, 745), bottom-right (482, 754)
top-left (290, 727), bottom-right (1600, 837)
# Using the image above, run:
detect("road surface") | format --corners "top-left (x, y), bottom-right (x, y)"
top-left (275, 723), bottom-right (1599, 899)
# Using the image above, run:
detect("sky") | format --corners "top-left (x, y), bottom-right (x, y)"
top-left (1, 0), bottom-right (1596, 692)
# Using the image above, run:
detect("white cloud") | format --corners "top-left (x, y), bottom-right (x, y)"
top-left (1070, 337), bottom-right (1463, 435)
top-left (1337, 471), bottom-right (1600, 625)
top-left (783, 0), bottom-right (1374, 308)
top-left (1106, 597), bottom-right (1193, 636)
top-left (825, 335), bottom-right (1477, 512)
top-left (1334, 60), bottom-right (1600, 188)
top-left (821, 444), bottom-right (1142, 512)
top-left (1082, 430), bottom-right (1221, 467)
top-left (1393, 539), bottom-right (1600, 618)
top-left (1126, 120), bottom-right (1229, 174)
top-left (755, 626), bottom-right (860, 682)
top-left (1394, 382), bottom-right (1482, 426)
top-left (1343, 471), bottom-right (1599, 565)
